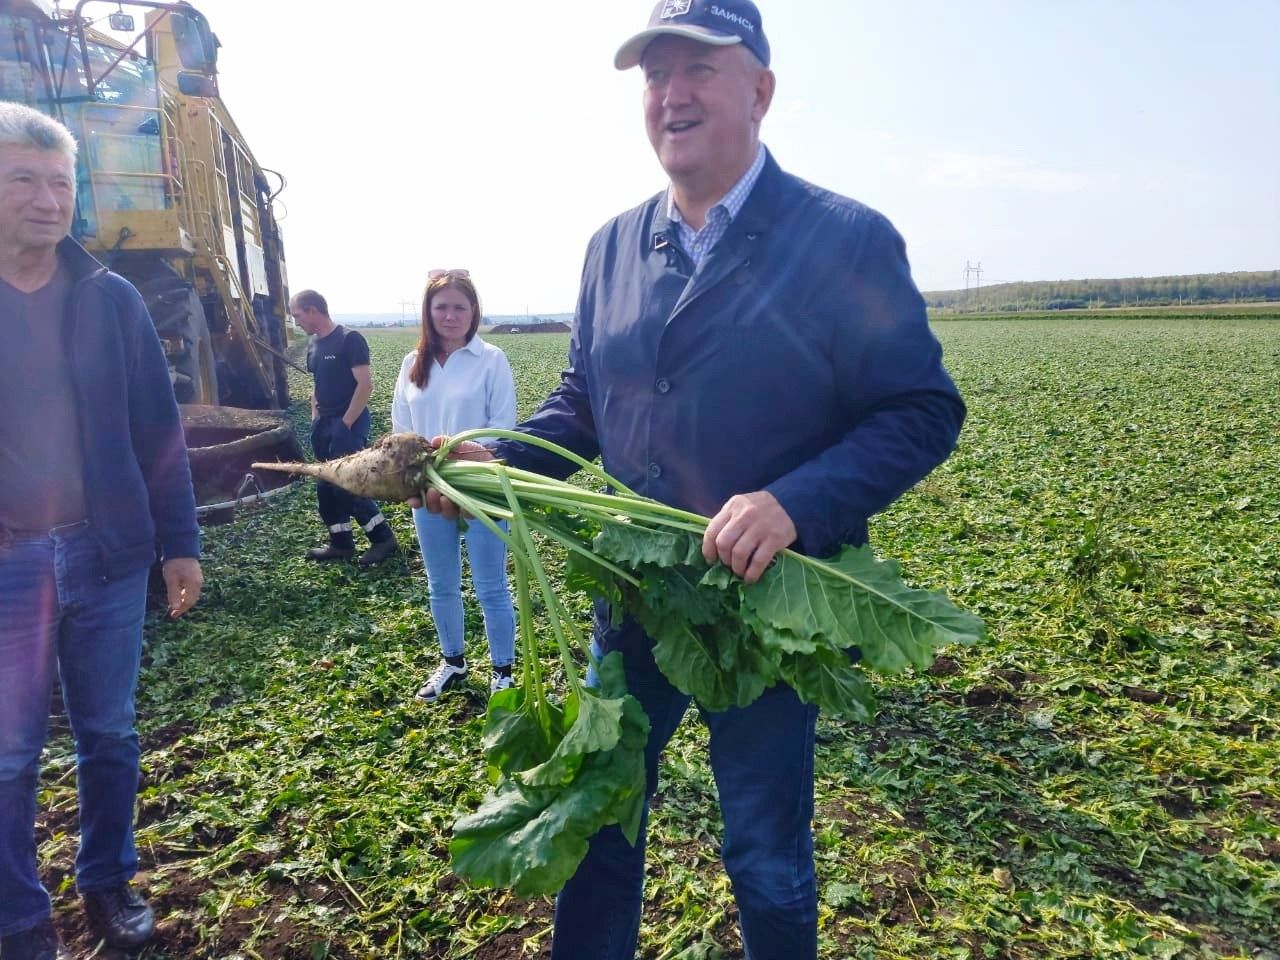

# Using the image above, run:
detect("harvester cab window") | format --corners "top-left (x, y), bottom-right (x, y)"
top-left (40, 34), bottom-right (168, 237)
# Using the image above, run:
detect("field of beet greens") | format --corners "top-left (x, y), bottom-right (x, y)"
top-left (38, 311), bottom-right (1279, 959)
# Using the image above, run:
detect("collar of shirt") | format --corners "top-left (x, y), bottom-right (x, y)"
top-left (667, 143), bottom-right (767, 268)
top-left (439, 334), bottom-right (485, 362)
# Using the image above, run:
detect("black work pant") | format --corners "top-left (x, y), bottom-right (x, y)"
top-left (309, 411), bottom-right (382, 532)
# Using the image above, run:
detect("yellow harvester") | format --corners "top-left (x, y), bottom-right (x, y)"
top-left (1, 0), bottom-right (303, 521)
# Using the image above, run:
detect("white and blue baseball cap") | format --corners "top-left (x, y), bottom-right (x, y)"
top-left (614, 0), bottom-right (771, 71)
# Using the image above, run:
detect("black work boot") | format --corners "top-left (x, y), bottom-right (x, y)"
top-left (82, 882), bottom-right (155, 950)
top-left (0, 919), bottom-right (70, 960)
top-left (307, 530), bottom-right (355, 561)
top-left (358, 523), bottom-right (398, 568)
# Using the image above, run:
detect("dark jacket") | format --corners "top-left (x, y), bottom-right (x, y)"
top-left (501, 151), bottom-right (965, 560)
top-left (58, 238), bottom-right (200, 579)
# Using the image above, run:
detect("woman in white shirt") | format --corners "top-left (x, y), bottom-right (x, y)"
top-left (391, 270), bottom-right (518, 702)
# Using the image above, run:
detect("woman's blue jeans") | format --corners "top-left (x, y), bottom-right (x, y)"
top-left (411, 509), bottom-right (515, 668)
top-left (551, 620), bottom-right (820, 960)
top-left (0, 524), bottom-right (148, 936)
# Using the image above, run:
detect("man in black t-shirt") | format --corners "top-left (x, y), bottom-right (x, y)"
top-left (290, 290), bottom-right (397, 567)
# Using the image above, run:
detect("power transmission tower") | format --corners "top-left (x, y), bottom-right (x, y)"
top-left (399, 300), bottom-right (415, 326)
top-left (964, 261), bottom-right (984, 298)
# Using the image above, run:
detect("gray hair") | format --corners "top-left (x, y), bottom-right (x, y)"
top-left (0, 102), bottom-right (78, 160)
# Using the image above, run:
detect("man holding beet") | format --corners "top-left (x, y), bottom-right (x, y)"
top-left (426, 2), bottom-right (966, 956)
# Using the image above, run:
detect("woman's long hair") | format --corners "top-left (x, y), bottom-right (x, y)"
top-left (407, 272), bottom-right (482, 389)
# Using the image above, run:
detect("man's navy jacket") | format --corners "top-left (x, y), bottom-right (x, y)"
top-left (55, 238), bottom-right (199, 579)
top-left (501, 151), bottom-right (965, 561)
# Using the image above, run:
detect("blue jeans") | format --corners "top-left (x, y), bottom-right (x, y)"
top-left (411, 509), bottom-right (515, 668)
top-left (0, 524), bottom-right (148, 936)
top-left (552, 621), bottom-right (820, 960)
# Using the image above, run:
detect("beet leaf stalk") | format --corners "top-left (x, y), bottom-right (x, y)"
top-left (435, 458), bottom-right (649, 898)
top-left (427, 428), bottom-right (984, 723)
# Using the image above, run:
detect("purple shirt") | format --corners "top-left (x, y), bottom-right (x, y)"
top-left (0, 256), bottom-right (87, 530)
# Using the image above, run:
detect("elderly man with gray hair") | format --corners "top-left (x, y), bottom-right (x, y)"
top-left (0, 102), bottom-right (203, 960)
top-left (426, 1), bottom-right (966, 956)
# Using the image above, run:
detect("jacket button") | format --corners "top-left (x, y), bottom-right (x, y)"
top-left (655, 378), bottom-right (671, 394)
top-left (648, 462), bottom-right (663, 479)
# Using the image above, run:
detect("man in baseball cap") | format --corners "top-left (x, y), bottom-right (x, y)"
top-left (460, 3), bottom-right (966, 959)
top-left (614, 0), bottom-right (771, 70)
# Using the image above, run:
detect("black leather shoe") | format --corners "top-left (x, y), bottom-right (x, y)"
top-left (358, 534), bottom-right (398, 568)
top-left (306, 543), bottom-right (354, 561)
top-left (0, 919), bottom-right (70, 960)
top-left (82, 883), bottom-right (155, 950)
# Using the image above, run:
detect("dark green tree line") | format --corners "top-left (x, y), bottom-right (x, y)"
top-left (926, 270), bottom-right (1280, 312)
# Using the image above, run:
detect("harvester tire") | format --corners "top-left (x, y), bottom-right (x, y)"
top-left (142, 277), bottom-right (220, 405)
top-left (178, 309), bottom-right (220, 406)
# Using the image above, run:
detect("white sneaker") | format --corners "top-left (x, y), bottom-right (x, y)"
top-left (416, 661), bottom-right (468, 702)
top-left (490, 672), bottom-right (515, 695)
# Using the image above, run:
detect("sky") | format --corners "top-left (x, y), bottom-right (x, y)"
top-left (94, 0), bottom-right (1280, 315)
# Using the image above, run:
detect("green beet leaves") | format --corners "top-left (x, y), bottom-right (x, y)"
top-left (449, 651), bottom-right (649, 897)
top-left (592, 523), bottom-right (984, 721)
top-left (427, 438), bottom-right (983, 898)
top-left (745, 546), bottom-right (986, 674)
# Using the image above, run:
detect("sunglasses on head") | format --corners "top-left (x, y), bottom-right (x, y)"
top-left (428, 268), bottom-right (470, 280)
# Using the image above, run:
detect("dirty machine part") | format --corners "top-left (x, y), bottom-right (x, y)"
top-left (182, 405), bottom-right (305, 525)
